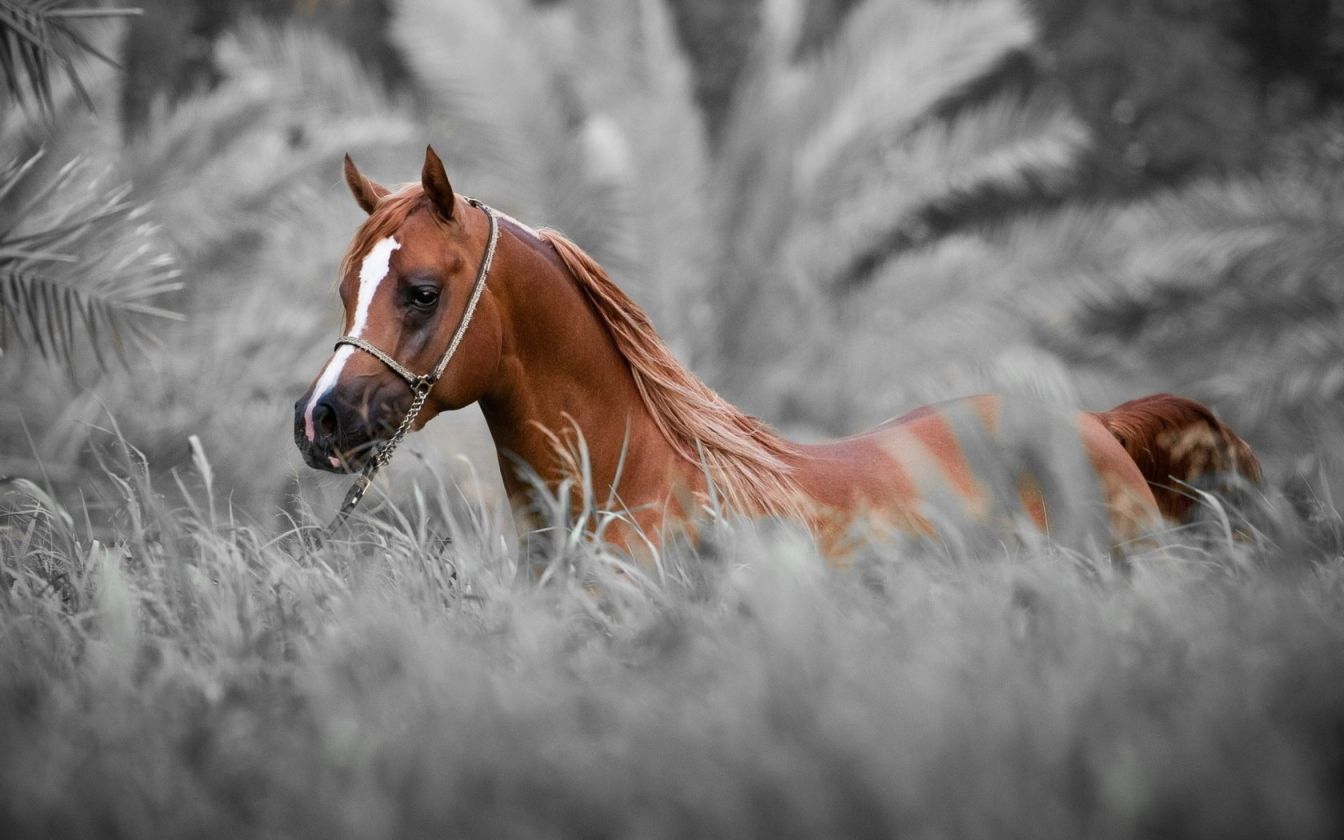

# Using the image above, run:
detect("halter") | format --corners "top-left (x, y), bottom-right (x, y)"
top-left (326, 198), bottom-right (500, 533)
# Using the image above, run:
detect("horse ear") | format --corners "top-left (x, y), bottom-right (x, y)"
top-left (421, 145), bottom-right (457, 222)
top-left (344, 154), bottom-right (388, 215)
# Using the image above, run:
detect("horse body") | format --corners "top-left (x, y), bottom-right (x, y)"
top-left (295, 148), bottom-right (1260, 556)
top-left (783, 396), bottom-right (1163, 551)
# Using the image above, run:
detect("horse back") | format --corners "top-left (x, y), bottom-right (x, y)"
top-left (790, 395), bottom-right (1162, 550)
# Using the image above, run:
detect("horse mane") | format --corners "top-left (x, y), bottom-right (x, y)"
top-left (538, 229), bottom-right (802, 518)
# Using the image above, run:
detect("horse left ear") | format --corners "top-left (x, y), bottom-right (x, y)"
top-left (422, 145), bottom-right (456, 222)
top-left (344, 154), bottom-right (389, 215)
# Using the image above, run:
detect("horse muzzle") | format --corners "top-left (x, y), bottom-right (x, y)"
top-left (292, 387), bottom-right (405, 474)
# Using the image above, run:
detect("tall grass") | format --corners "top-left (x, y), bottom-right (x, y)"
top-left (2, 443), bottom-right (1343, 839)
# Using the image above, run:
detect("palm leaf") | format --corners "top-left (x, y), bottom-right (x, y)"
top-left (0, 149), bottom-right (180, 371)
top-left (708, 0), bottom-right (1083, 396)
top-left (120, 21), bottom-right (418, 264)
top-left (715, 0), bottom-right (1041, 271)
top-left (1029, 171), bottom-right (1344, 407)
top-left (794, 88), bottom-right (1088, 292)
top-left (542, 0), bottom-right (713, 352)
top-left (392, 0), bottom-right (575, 218)
top-left (790, 0), bottom-right (1037, 195)
top-left (0, 0), bottom-right (138, 114)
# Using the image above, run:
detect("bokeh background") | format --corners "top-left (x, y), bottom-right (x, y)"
top-left (5, 0), bottom-right (1344, 520)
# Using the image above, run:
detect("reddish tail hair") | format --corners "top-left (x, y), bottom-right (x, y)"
top-left (1095, 394), bottom-right (1262, 521)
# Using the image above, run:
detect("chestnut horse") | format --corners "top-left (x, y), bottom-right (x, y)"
top-left (294, 147), bottom-right (1261, 555)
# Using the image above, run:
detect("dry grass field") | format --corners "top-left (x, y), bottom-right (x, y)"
top-left (3, 453), bottom-right (1344, 838)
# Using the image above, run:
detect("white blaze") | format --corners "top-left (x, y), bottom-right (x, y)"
top-left (352, 236), bottom-right (401, 333)
top-left (303, 236), bottom-right (401, 441)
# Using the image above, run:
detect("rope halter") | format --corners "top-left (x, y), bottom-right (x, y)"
top-left (326, 198), bottom-right (500, 532)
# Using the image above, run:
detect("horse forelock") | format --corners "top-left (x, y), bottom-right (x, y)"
top-left (339, 185), bottom-right (431, 281)
top-left (536, 229), bottom-right (803, 519)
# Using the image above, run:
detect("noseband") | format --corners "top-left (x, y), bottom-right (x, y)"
top-left (326, 198), bottom-right (500, 532)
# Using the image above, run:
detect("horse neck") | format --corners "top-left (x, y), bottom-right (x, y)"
top-left (477, 223), bottom-right (699, 517)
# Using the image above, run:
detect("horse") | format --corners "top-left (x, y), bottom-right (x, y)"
top-left (293, 147), bottom-right (1261, 556)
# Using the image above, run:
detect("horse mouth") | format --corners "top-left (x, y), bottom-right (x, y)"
top-left (319, 451), bottom-right (360, 474)
top-left (295, 428), bottom-right (385, 475)
top-left (293, 389), bottom-right (405, 475)
top-left (316, 441), bottom-right (381, 474)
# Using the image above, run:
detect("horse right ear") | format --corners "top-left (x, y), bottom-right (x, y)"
top-left (344, 154), bottom-right (389, 215)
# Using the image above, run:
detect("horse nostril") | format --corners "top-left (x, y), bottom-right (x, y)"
top-left (312, 398), bottom-right (339, 440)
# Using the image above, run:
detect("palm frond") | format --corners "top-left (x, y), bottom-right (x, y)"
top-left (708, 0), bottom-right (1080, 397)
top-left (1028, 172), bottom-right (1344, 400)
top-left (776, 229), bottom-right (1077, 429)
top-left (119, 20), bottom-right (418, 265)
top-left (551, 0), bottom-right (713, 352)
top-left (0, 149), bottom-right (181, 371)
top-left (0, 0), bottom-right (137, 114)
top-left (716, 0), bottom-right (1040, 267)
top-left (794, 88), bottom-right (1088, 292)
top-left (392, 0), bottom-right (575, 218)
top-left (791, 0), bottom-right (1037, 195)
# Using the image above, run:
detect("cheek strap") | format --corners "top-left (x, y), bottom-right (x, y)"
top-left (333, 197), bottom-right (499, 396)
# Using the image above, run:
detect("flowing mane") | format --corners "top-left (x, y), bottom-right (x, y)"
top-left (538, 229), bottom-right (803, 518)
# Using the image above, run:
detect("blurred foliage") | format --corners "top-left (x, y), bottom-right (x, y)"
top-left (118, 0), bottom-right (409, 132)
top-left (662, 0), bottom-right (762, 144)
top-left (0, 0), bottom-right (131, 113)
top-left (0, 149), bottom-right (180, 370)
top-left (109, 0), bottom-right (1344, 197)
top-left (0, 5), bottom-right (180, 375)
top-left (779, 0), bottom-right (1344, 193)
top-left (709, 0), bottom-right (1089, 419)
top-left (1032, 145), bottom-right (1344, 451)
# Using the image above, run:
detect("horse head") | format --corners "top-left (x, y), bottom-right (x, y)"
top-left (293, 147), bottom-right (504, 473)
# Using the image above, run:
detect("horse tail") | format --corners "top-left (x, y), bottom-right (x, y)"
top-left (1094, 393), bottom-right (1262, 522)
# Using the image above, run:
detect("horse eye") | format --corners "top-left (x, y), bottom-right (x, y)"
top-left (409, 286), bottom-right (440, 309)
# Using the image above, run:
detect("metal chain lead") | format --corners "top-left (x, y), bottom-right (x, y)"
top-left (326, 379), bottom-right (429, 532)
top-left (324, 201), bottom-right (499, 536)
